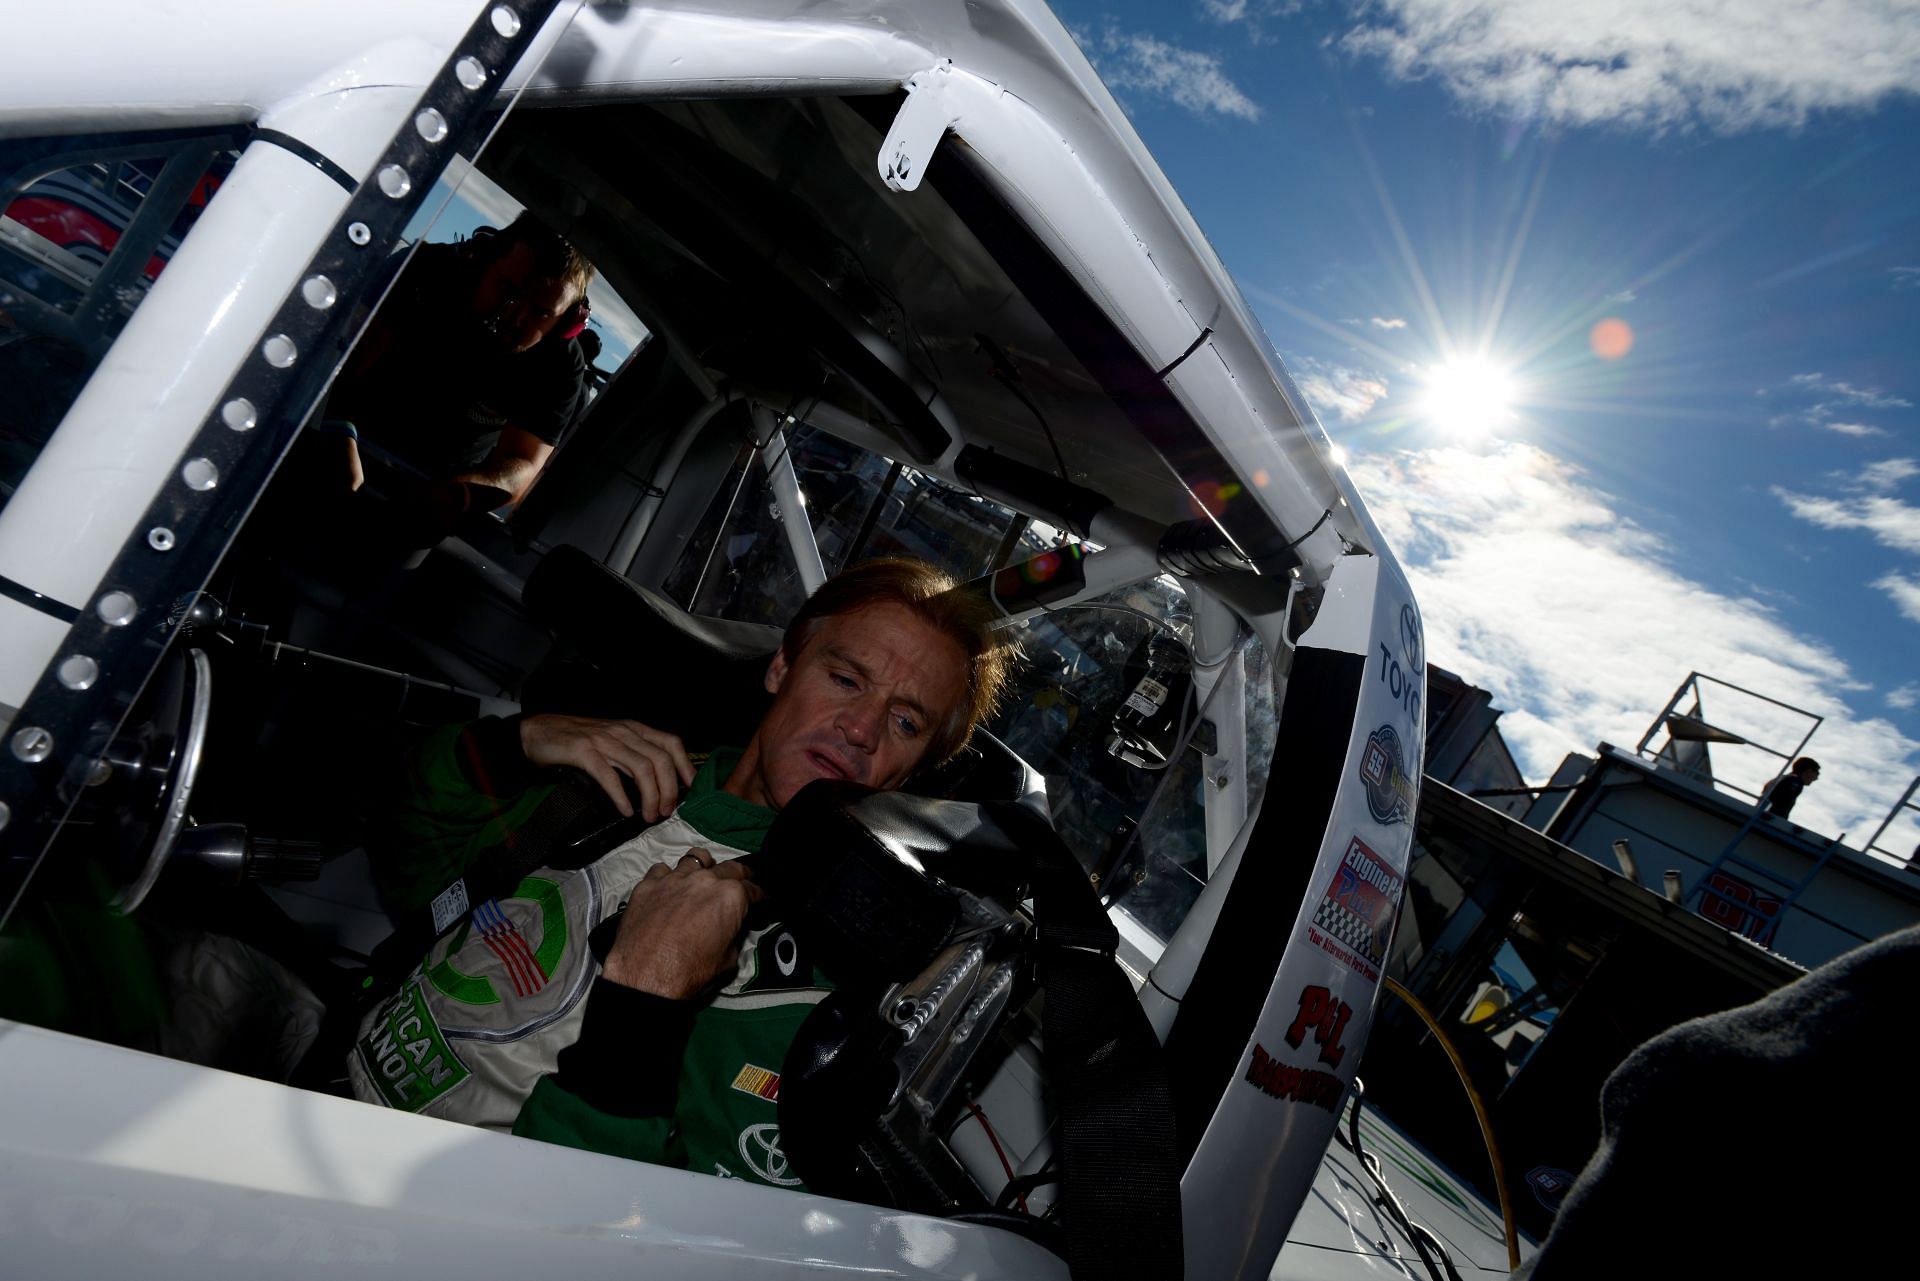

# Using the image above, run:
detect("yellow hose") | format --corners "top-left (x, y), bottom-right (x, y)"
top-left (1380, 975), bottom-right (1522, 1272)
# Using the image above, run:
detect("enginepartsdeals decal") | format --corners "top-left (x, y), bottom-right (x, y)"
top-left (1308, 834), bottom-right (1403, 983)
top-left (1358, 723), bottom-right (1416, 825)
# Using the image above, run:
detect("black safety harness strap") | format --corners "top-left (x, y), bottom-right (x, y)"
top-left (1001, 803), bottom-right (1185, 1280)
top-left (298, 773), bottom-right (639, 1092)
top-left (364, 774), bottom-right (637, 991)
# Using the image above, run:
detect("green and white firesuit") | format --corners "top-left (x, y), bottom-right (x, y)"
top-left (348, 718), bottom-right (831, 1189)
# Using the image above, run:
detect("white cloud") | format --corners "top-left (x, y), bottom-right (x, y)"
top-left (1859, 458), bottom-right (1920, 492)
top-left (1089, 27), bottom-right (1263, 121)
top-left (1370, 316), bottom-right (1409, 329)
top-left (1778, 460), bottom-right (1920, 634)
top-left (1770, 372), bottom-right (1912, 437)
top-left (1290, 356), bottom-right (1390, 421)
top-left (1775, 489), bottom-right (1920, 556)
top-left (1892, 266), bottom-right (1920, 291)
top-left (1349, 440), bottom-right (1920, 841)
top-left (1339, 0), bottom-right (1920, 132)
top-left (1606, 288), bottom-right (1639, 304)
top-left (1889, 683), bottom-right (1920, 712)
top-left (1789, 372), bottom-right (1913, 411)
top-left (1200, 0), bottom-right (1307, 40)
top-left (1875, 574), bottom-right (1920, 625)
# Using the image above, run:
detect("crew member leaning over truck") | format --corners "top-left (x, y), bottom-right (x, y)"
top-left (317, 210), bottom-right (594, 525)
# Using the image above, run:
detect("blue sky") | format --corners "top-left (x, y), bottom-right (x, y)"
top-left (1053, 0), bottom-right (1920, 857)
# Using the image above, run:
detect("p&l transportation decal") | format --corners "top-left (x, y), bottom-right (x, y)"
top-left (1244, 1043), bottom-right (1343, 1113)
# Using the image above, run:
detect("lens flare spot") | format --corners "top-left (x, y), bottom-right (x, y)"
top-left (1189, 480), bottom-right (1243, 517)
top-left (1253, 468), bottom-right (1271, 487)
top-left (1590, 318), bottom-right (1634, 360)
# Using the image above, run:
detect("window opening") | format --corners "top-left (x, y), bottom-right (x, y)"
top-left (663, 421), bottom-right (1049, 627)
top-left (986, 577), bottom-right (1276, 947)
top-left (753, 408), bottom-right (827, 595)
top-left (662, 429), bottom-right (811, 628)
top-left (0, 135), bottom-right (240, 515)
top-left (842, 458), bottom-right (905, 570)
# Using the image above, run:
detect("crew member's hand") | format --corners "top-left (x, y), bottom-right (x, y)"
top-left (601, 849), bottom-right (761, 998)
top-left (519, 713), bottom-right (696, 821)
top-left (342, 436), bottom-right (365, 493)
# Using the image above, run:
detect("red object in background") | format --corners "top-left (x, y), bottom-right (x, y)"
top-left (1697, 870), bottom-right (1782, 947)
top-left (4, 162), bottom-right (224, 282)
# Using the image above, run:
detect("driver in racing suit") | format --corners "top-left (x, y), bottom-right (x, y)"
top-left (348, 558), bottom-right (1012, 1189)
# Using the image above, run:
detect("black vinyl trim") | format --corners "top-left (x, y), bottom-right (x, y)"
top-left (252, 128), bottom-right (357, 193)
top-left (0, 573), bottom-right (79, 624)
top-left (955, 444), bottom-right (1111, 538)
top-left (1161, 646), bottom-right (1365, 1165)
top-left (873, 100), bottom-right (1302, 578)
top-left (589, 106), bottom-right (953, 463)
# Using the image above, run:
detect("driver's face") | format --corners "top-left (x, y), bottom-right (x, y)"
top-left (469, 241), bottom-right (580, 354)
top-left (727, 603), bottom-right (970, 809)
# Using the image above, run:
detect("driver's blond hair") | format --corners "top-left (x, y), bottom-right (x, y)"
top-left (782, 557), bottom-right (1014, 766)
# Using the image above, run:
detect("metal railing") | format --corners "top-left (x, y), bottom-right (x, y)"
top-left (1863, 776), bottom-right (1920, 868)
top-left (1634, 671), bottom-right (1821, 805)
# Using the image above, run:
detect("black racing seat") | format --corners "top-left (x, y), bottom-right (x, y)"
top-left (519, 544), bottom-right (1047, 813)
top-left (521, 543), bottom-right (781, 751)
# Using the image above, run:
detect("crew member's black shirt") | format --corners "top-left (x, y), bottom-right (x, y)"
top-left (1765, 774), bottom-right (1805, 818)
top-left (326, 242), bottom-right (587, 477)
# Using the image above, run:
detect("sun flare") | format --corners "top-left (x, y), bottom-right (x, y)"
top-left (1420, 357), bottom-right (1518, 439)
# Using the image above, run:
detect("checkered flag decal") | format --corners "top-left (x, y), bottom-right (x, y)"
top-left (1314, 893), bottom-right (1383, 964)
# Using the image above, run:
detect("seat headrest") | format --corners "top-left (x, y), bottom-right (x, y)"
top-left (520, 545), bottom-right (780, 750)
top-left (525, 544), bottom-right (786, 663)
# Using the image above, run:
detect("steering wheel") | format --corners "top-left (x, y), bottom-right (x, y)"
top-left (101, 645), bottom-right (213, 913)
